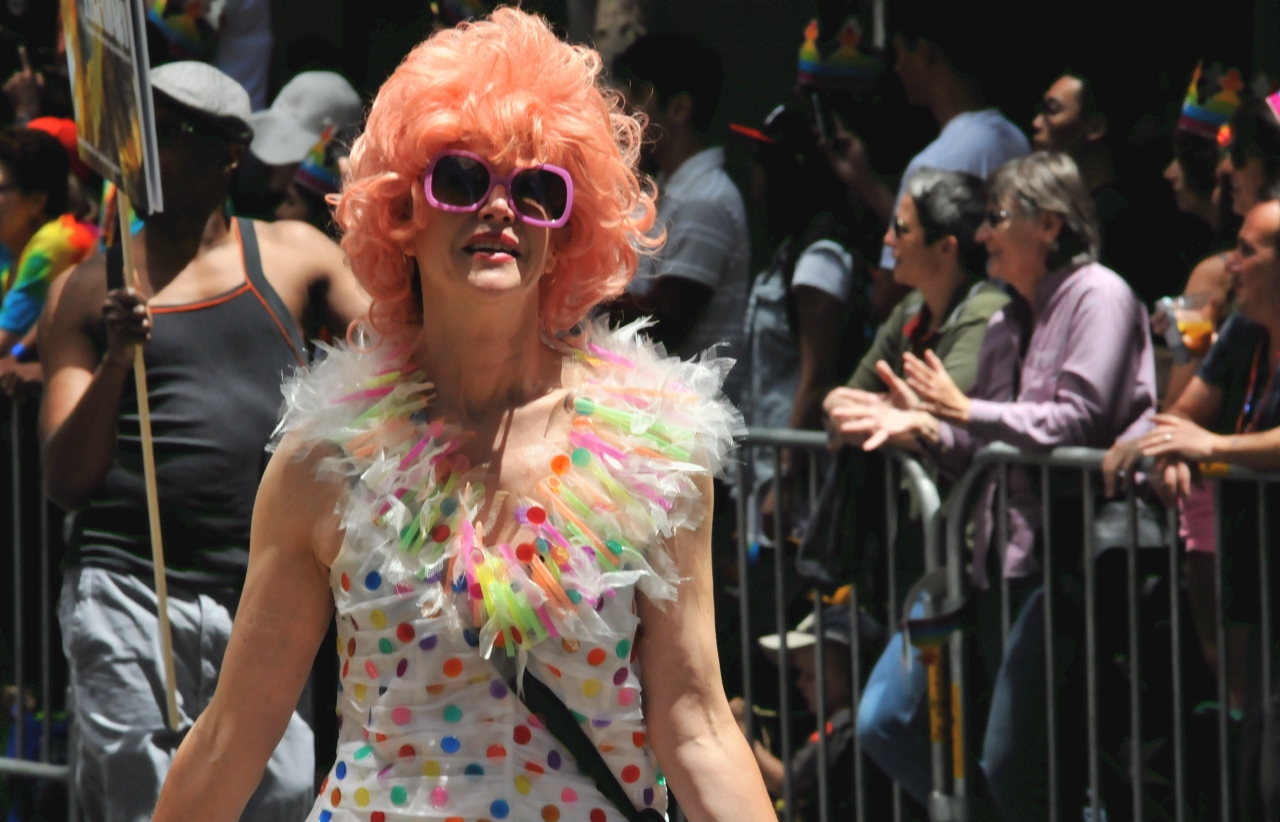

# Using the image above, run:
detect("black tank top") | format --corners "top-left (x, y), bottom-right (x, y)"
top-left (71, 219), bottom-right (307, 591)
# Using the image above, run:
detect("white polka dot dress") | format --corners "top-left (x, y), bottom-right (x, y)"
top-left (275, 321), bottom-right (743, 822)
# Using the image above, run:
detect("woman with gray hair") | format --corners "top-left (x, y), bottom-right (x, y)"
top-left (843, 152), bottom-right (1157, 819)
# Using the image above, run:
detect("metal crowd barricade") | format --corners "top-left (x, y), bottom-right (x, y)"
top-left (736, 427), bottom-right (941, 822)
top-left (2, 397), bottom-right (75, 821)
top-left (933, 441), bottom-right (1280, 822)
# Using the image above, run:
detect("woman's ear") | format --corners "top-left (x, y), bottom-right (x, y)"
top-left (935, 234), bottom-right (959, 259)
top-left (24, 191), bottom-right (48, 225)
top-left (1038, 210), bottom-right (1065, 243)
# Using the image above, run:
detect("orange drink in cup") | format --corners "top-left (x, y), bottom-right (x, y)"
top-left (1174, 293), bottom-right (1214, 354)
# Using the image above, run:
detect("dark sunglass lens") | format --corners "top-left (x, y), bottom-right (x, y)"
top-left (511, 169), bottom-right (568, 222)
top-left (431, 155), bottom-right (490, 207)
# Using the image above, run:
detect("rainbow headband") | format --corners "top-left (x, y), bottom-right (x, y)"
top-left (295, 126), bottom-right (340, 197)
top-left (797, 17), bottom-right (882, 89)
top-left (1179, 61), bottom-right (1243, 139)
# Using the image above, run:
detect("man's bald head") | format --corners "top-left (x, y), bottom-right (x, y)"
top-left (1229, 199), bottom-right (1280, 324)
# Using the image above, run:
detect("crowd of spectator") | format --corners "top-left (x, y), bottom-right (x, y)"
top-left (1, 1), bottom-right (1280, 821)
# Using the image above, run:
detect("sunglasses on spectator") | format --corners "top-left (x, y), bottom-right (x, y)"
top-left (423, 150), bottom-right (574, 228)
top-left (984, 208), bottom-right (1012, 227)
top-left (892, 217), bottom-right (910, 237)
top-left (155, 116), bottom-right (227, 144)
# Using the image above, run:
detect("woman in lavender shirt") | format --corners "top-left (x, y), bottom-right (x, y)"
top-left (836, 152), bottom-right (1156, 819)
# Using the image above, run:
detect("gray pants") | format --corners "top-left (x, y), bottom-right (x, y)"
top-left (59, 566), bottom-right (314, 822)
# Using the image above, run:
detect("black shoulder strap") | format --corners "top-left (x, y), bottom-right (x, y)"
top-left (106, 240), bottom-right (125, 291)
top-left (236, 217), bottom-right (308, 365)
top-left (518, 671), bottom-right (664, 822)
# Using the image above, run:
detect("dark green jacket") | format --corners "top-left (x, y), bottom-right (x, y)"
top-left (847, 279), bottom-right (1011, 393)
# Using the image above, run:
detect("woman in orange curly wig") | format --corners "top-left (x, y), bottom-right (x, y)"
top-left (153, 9), bottom-right (773, 822)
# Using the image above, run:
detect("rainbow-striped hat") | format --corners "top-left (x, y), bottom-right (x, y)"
top-left (1179, 61), bottom-right (1244, 139)
top-left (797, 17), bottom-right (882, 90)
top-left (294, 126), bottom-right (340, 197)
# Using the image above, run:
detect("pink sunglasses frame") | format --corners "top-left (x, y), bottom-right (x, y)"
top-left (422, 150), bottom-right (575, 229)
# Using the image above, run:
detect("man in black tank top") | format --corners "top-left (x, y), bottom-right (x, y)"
top-left (35, 63), bottom-right (368, 822)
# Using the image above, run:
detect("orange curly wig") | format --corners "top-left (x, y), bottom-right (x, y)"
top-left (336, 8), bottom-right (658, 340)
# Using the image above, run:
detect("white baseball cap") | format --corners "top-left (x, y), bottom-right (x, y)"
top-left (758, 609), bottom-right (853, 662)
top-left (249, 71), bottom-right (362, 165)
top-left (150, 61), bottom-right (254, 143)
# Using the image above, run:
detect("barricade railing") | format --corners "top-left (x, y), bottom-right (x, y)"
top-left (18, 423), bottom-right (1265, 821)
top-left (2, 397), bottom-right (75, 822)
top-left (934, 441), bottom-right (1280, 822)
top-left (736, 427), bottom-right (940, 822)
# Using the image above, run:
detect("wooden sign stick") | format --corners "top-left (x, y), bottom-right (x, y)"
top-left (117, 190), bottom-right (180, 731)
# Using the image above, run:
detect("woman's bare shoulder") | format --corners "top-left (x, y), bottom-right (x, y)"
top-left (257, 432), bottom-right (348, 568)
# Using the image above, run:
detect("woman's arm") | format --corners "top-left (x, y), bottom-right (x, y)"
top-left (1162, 254), bottom-right (1233, 408)
top-left (916, 281), bottom-right (1152, 451)
top-left (152, 437), bottom-right (345, 822)
top-left (789, 285), bottom-right (846, 432)
top-left (637, 472), bottom-right (774, 822)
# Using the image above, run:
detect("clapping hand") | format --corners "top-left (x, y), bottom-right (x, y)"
top-left (829, 402), bottom-right (926, 451)
top-left (903, 350), bottom-right (970, 424)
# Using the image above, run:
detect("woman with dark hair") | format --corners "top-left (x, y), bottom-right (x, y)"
top-left (274, 124), bottom-right (357, 241)
top-left (1228, 93), bottom-right (1280, 213)
top-left (151, 11), bottom-right (773, 822)
top-left (736, 104), bottom-right (867, 548)
top-left (0, 126), bottom-right (95, 357)
top-left (1156, 63), bottom-right (1246, 407)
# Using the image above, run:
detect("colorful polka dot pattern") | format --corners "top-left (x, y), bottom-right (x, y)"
top-left (292, 324), bottom-right (736, 822)
top-left (312, 570), bottom-right (666, 822)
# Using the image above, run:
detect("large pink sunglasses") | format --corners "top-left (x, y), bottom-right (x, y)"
top-left (422, 150), bottom-right (574, 228)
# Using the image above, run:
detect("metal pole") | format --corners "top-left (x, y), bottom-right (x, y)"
top-left (40, 481), bottom-right (50, 762)
top-left (1260, 483), bottom-right (1272, 822)
top-left (886, 457), bottom-right (899, 623)
top-left (809, 455), bottom-right (828, 822)
top-left (1082, 471), bottom-right (1101, 822)
top-left (941, 452), bottom-right (977, 822)
top-left (1168, 505), bottom-right (1185, 822)
top-left (808, 453), bottom-right (818, 520)
top-left (1260, 480), bottom-right (1271, 699)
top-left (884, 458), bottom-right (903, 822)
top-left (998, 463), bottom-right (1010, 649)
top-left (11, 397), bottom-right (24, 761)
top-left (774, 446), bottom-right (793, 822)
top-left (736, 448), bottom-right (754, 744)
top-left (66, 684), bottom-right (78, 822)
top-left (1125, 485), bottom-right (1143, 821)
top-left (1041, 464), bottom-right (1058, 822)
top-left (1214, 481), bottom-right (1229, 822)
top-left (850, 583), bottom-right (866, 822)
top-left (814, 595), bottom-right (829, 822)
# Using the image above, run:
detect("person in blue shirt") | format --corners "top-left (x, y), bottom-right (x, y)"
top-left (821, 0), bottom-right (1028, 298)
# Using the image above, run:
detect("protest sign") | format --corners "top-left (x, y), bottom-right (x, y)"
top-left (61, 0), bottom-right (163, 213)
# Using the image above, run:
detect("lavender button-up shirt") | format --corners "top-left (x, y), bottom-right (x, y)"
top-left (935, 262), bottom-right (1157, 587)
